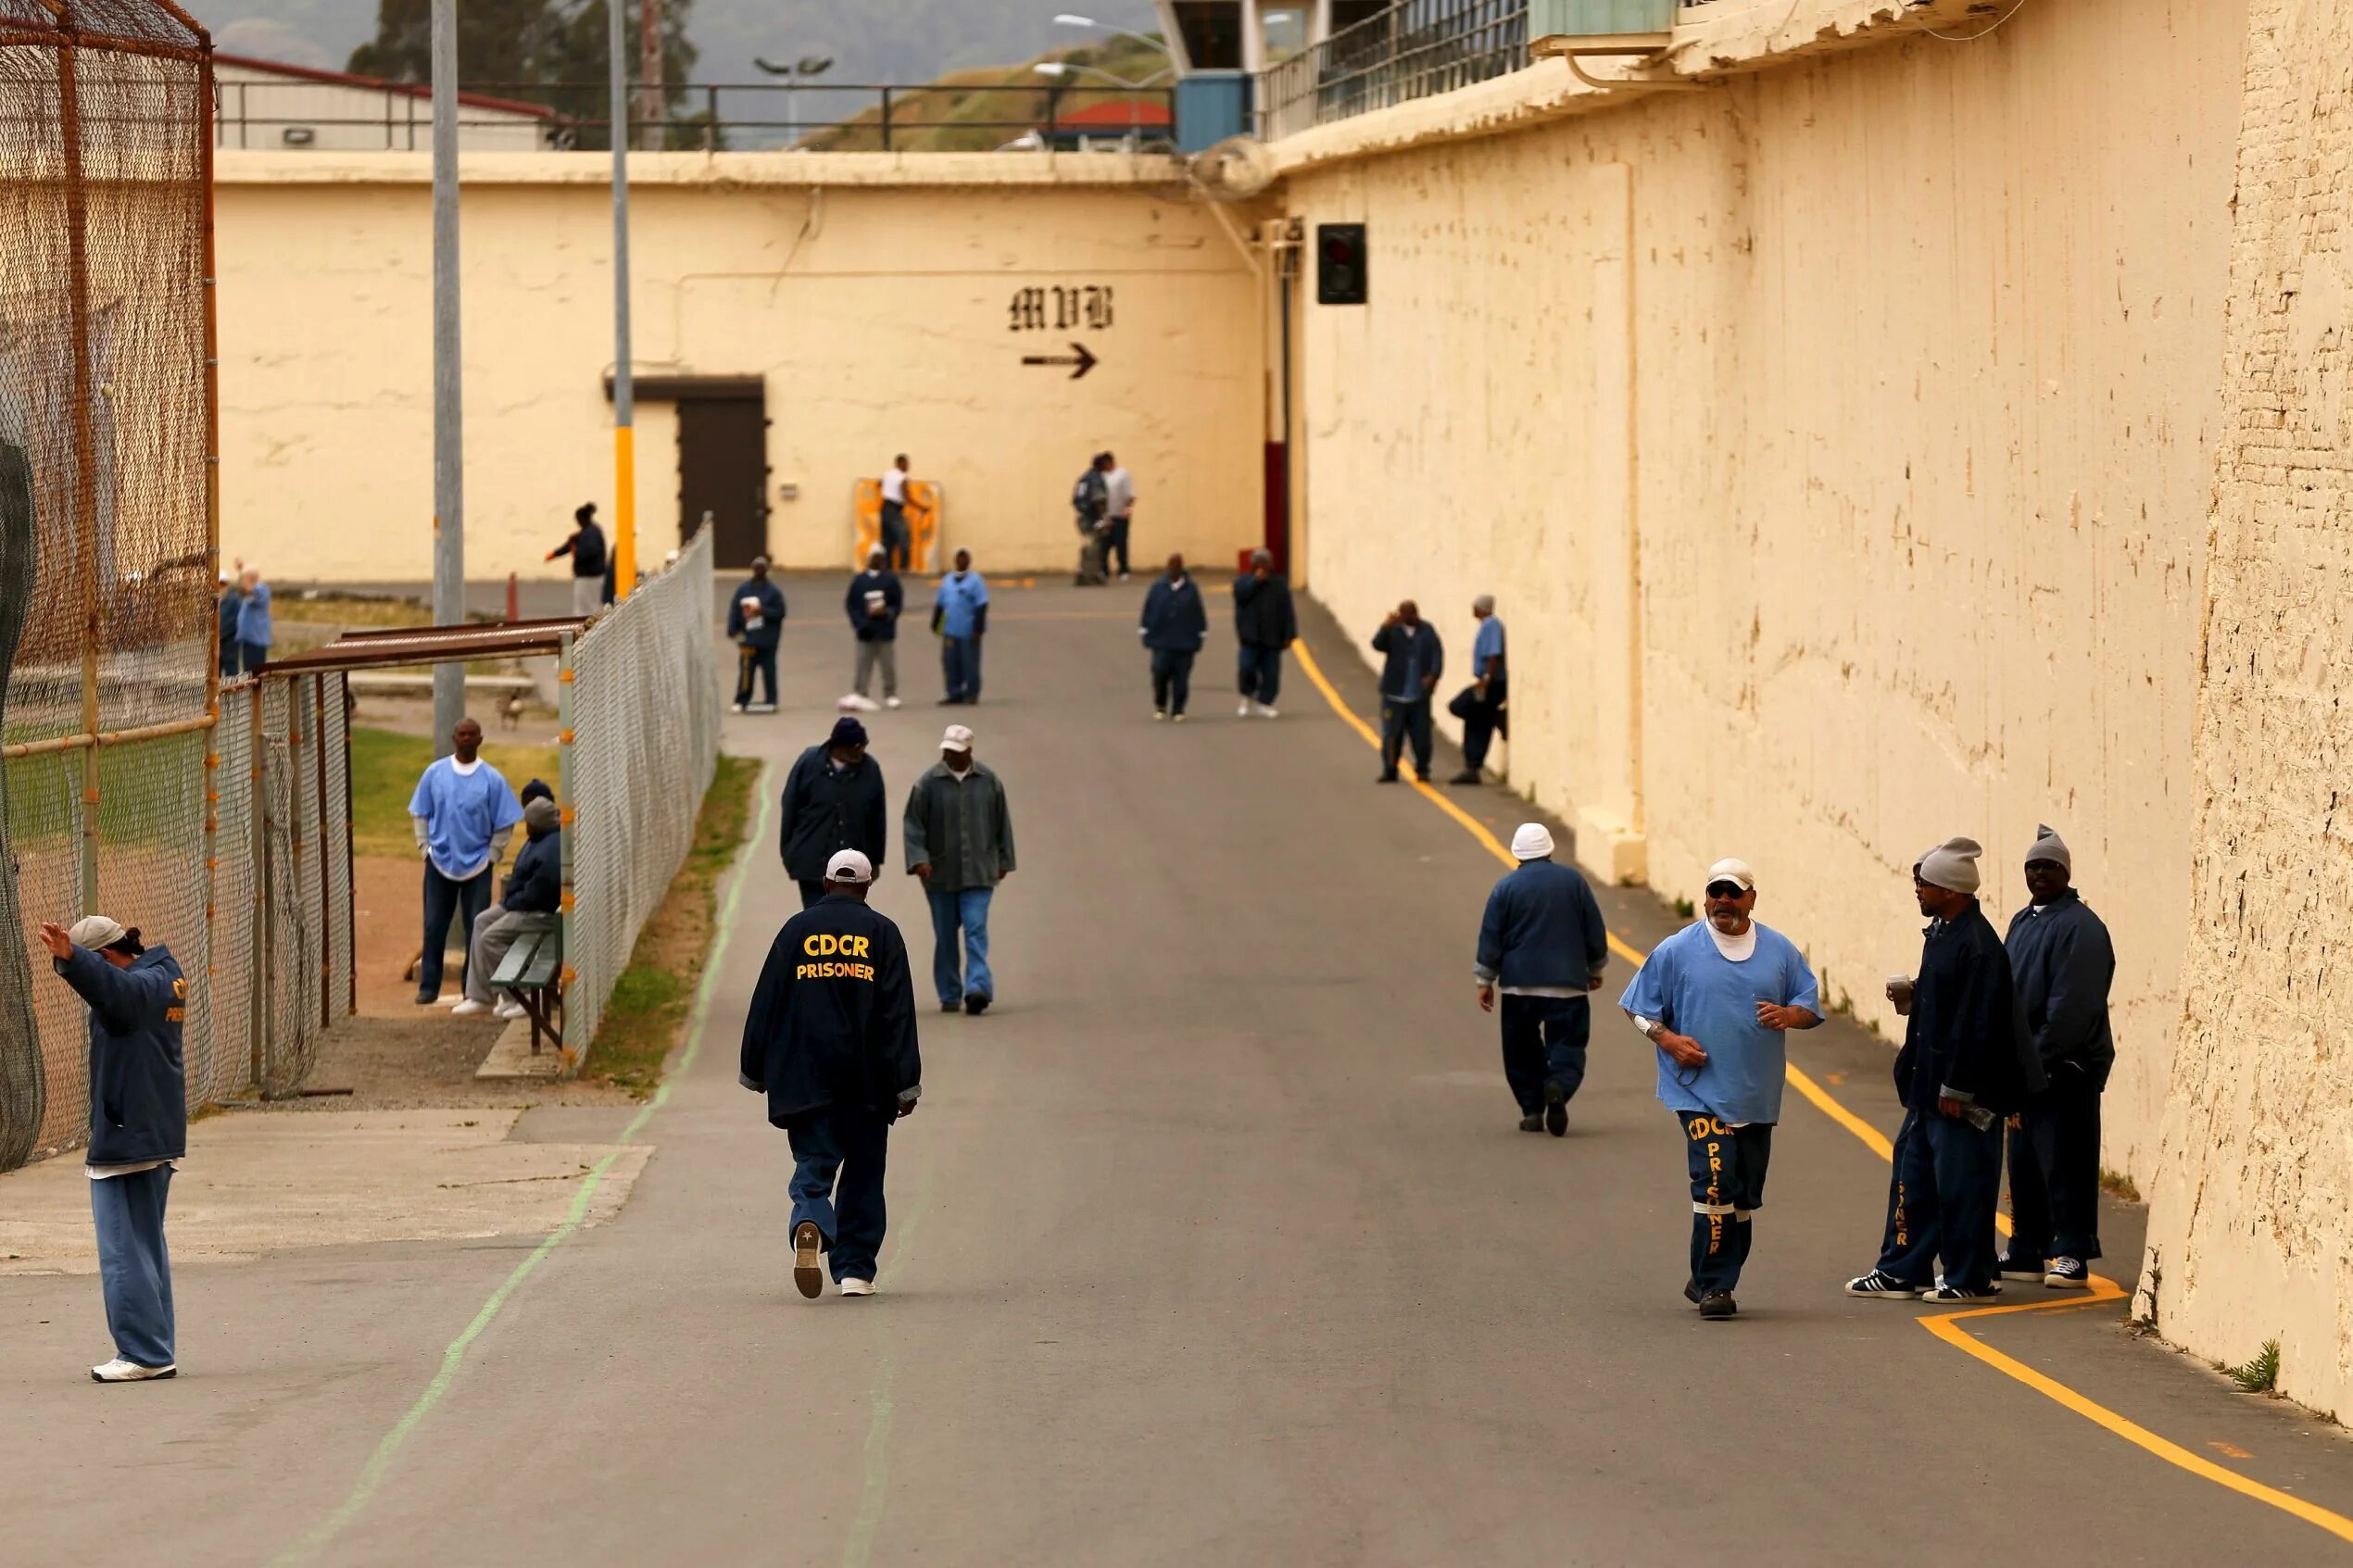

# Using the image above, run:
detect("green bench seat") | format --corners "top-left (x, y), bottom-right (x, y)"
top-left (488, 913), bottom-right (564, 1055)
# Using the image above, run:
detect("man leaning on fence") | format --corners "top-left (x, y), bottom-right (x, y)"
top-left (452, 795), bottom-right (562, 1020)
top-left (39, 915), bottom-right (185, 1383)
top-left (409, 718), bottom-right (524, 1006)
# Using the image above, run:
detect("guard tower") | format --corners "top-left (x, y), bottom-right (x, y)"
top-left (1153, 0), bottom-right (1389, 147)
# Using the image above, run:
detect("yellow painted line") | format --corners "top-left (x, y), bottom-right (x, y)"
top-left (1292, 632), bottom-right (2353, 1547)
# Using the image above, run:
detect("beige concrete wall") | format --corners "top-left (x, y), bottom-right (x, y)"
top-left (2144, 0), bottom-right (2353, 1421)
top-left (1287, 0), bottom-right (2245, 1186)
top-left (213, 154), bottom-right (1265, 579)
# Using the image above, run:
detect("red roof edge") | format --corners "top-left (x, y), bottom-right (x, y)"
top-left (214, 52), bottom-right (560, 119)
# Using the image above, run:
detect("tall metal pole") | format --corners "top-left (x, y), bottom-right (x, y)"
top-left (610, 0), bottom-right (637, 600)
top-left (430, 0), bottom-right (465, 753)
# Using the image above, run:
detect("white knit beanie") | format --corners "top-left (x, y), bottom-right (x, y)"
top-left (1916, 837), bottom-right (1983, 895)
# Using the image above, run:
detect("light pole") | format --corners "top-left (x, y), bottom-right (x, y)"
top-left (430, 0), bottom-right (463, 746)
top-left (754, 55), bottom-right (835, 149)
top-left (609, 0), bottom-right (635, 601)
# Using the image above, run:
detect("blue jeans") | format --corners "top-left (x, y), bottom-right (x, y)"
top-left (942, 635), bottom-right (983, 702)
top-left (1681, 1112), bottom-right (1773, 1295)
top-left (1107, 516), bottom-right (1131, 576)
top-left (92, 1165), bottom-right (174, 1367)
top-left (1380, 697), bottom-right (1433, 778)
top-left (238, 640), bottom-right (269, 676)
top-left (1238, 645), bottom-right (1284, 705)
top-left (787, 1110), bottom-right (891, 1283)
top-left (1877, 1108), bottom-right (2003, 1290)
top-left (926, 886), bottom-right (994, 1004)
top-left (1150, 648), bottom-right (1195, 715)
top-left (1498, 993), bottom-right (1590, 1115)
top-left (419, 861), bottom-right (493, 1001)
top-left (734, 643), bottom-right (777, 707)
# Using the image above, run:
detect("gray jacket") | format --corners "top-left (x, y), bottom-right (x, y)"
top-left (903, 760), bottom-right (1016, 893)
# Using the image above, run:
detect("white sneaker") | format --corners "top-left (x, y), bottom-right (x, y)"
top-left (494, 998), bottom-right (526, 1021)
top-left (731, 703), bottom-right (747, 714)
top-left (885, 696), bottom-right (902, 709)
top-left (839, 1278), bottom-right (876, 1298)
top-left (449, 998), bottom-right (493, 1017)
top-left (1239, 700), bottom-right (1252, 717)
top-left (1172, 713), bottom-right (1188, 724)
top-left (90, 1358), bottom-right (175, 1383)
top-left (1259, 706), bottom-right (1279, 719)
top-left (1151, 709), bottom-right (1166, 721)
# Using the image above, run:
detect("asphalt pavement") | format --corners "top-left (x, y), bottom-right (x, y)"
top-left (5, 572), bottom-right (2351, 1566)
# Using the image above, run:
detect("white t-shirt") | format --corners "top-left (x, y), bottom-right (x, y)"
top-left (882, 468), bottom-right (909, 506)
top-left (1105, 468), bottom-right (1137, 518)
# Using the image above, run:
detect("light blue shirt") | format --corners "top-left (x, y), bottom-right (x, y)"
top-left (407, 758), bottom-right (522, 880)
top-left (1617, 920), bottom-right (1818, 1126)
top-left (935, 571), bottom-right (990, 639)
top-left (1472, 615), bottom-right (1504, 673)
top-left (236, 581), bottom-right (273, 648)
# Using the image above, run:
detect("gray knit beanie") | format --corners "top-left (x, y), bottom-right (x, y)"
top-left (2027, 824), bottom-right (2071, 872)
top-left (1916, 836), bottom-right (1983, 895)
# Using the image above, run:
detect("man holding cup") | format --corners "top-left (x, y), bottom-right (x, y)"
top-left (1846, 837), bottom-right (2043, 1304)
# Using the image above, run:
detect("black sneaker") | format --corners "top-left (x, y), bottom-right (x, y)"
top-left (963, 992), bottom-right (992, 1016)
top-left (792, 1221), bottom-right (824, 1300)
top-left (2044, 1256), bottom-right (2091, 1289)
top-left (1919, 1282), bottom-right (2003, 1304)
top-left (1682, 1280), bottom-right (1701, 1305)
top-left (1541, 1080), bottom-right (1568, 1137)
top-left (1996, 1253), bottom-right (2046, 1283)
top-left (1698, 1292), bottom-right (1738, 1320)
top-left (1376, 771), bottom-right (1400, 784)
top-left (1844, 1269), bottom-right (1926, 1299)
top-left (1517, 1113), bottom-right (1545, 1133)
top-left (1448, 770), bottom-right (1481, 785)
top-left (939, 1001), bottom-right (961, 1014)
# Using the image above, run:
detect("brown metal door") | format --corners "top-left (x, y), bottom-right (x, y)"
top-left (676, 393), bottom-right (768, 568)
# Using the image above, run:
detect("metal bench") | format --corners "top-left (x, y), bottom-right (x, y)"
top-left (486, 912), bottom-right (564, 1054)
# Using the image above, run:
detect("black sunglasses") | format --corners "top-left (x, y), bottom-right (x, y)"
top-left (1705, 882), bottom-right (1747, 899)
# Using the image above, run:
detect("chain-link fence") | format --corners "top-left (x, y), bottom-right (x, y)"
top-left (560, 532), bottom-right (719, 1068)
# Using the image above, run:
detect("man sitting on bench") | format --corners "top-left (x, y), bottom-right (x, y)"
top-left (451, 796), bottom-right (560, 1019)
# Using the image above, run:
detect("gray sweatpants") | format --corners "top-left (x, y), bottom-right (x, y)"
top-left (465, 904), bottom-right (537, 1004)
top-left (854, 639), bottom-right (898, 699)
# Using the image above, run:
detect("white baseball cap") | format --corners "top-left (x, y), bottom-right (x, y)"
top-left (824, 849), bottom-right (874, 884)
top-left (69, 914), bottom-right (128, 949)
top-left (1705, 859), bottom-right (1755, 894)
top-left (940, 724), bottom-right (975, 754)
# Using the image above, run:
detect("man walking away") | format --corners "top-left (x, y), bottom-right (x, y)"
top-left (39, 915), bottom-right (184, 1381)
top-left (408, 718), bottom-right (523, 1004)
top-left (846, 546), bottom-right (904, 709)
top-left (1371, 600), bottom-right (1444, 784)
top-left (781, 716), bottom-right (887, 909)
top-left (904, 724), bottom-right (1015, 1015)
top-left (933, 549), bottom-right (989, 706)
top-left (216, 571), bottom-right (242, 678)
top-left (1139, 553), bottom-right (1207, 721)
top-left (1232, 548), bottom-right (1295, 718)
top-left (547, 502), bottom-right (609, 618)
top-left (1474, 823), bottom-right (1608, 1137)
top-left (234, 563), bottom-right (272, 675)
top-left (1847, 837), bottom-right (2043, 1303)
top-left (451, 796), bottom-right (561, 1019)
top-left (740, 849), bottom-right (921, 1299)
top-left (1071, 454), bottom-right (1112, 586)
top-left (1620, 860), bottom-right (1821, 1321)
top-left (1103, 450), bottom-right (1138, 581)
top-left (727, 556), bottom-right (786, 714)
top-left (880, 455), bottom-right (914, 571)
top-left (2000, 824), bottom-right (2115, 1290)
top-left (1448, 595), bottom-right (1508, 785)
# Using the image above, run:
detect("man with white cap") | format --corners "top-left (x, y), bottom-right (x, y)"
top-left (1846, 836), bottom-right (2043, 1303)
top-left (1473, 823), bottom-right (1609, 1136)
top-left (37, 914), bottom-right (186, 1380)
top-left (2000, 824), bottom-right (2115, 1290)
top-left (903, 723), bottom-right (1016, 1014)
top-left (1618, 859), bottom-right (1821, 1320)
top-left (740, 848), bottom-right (922, 1300)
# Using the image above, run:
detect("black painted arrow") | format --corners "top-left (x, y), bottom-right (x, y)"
top-left (1021, 342), bottom-right (1098, 380)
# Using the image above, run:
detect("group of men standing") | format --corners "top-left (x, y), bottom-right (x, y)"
top-left (1471, 821), bottom-right (2114, 1320)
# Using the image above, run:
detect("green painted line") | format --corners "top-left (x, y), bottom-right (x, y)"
top-left (272, 762), bottom-right (776, 1567)
top-left (842, 1163), bottom-right (934, 1568)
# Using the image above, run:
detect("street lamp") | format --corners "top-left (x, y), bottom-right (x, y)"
top-left (754, 53), bottom-right (834, 148)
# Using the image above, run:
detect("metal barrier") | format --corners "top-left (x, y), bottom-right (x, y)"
top-left (1260, 0), bottom-right (1531, 139)
top-left (558, 532), bottom-right (719, 1070)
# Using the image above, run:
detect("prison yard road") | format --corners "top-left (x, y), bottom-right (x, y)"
top-left (4, 579), bottom-right (2350, 1566)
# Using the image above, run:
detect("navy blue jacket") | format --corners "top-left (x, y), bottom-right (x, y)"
top-left (1895, 903), bottom-right (2044, 1115)
top-left (2005, 891), bottom-right (2116, 1090)
top-left (58, 945), bottom-right (186, 1166)
top-left (553, 521), bottom-right (608, 579)
top-left (1139, 575), bottom-right (1208, 652)
top-left (740, 896), bottom-right (921, 1123)
top-left (727, 578), bottom-right (787, 650)
top-left (780, 744), bottom-right (888, 883)
top-left (502, 827), bottom-right (562, 914)
top-left (1371, 621), bottom-right (1444, 701)
top-left (1231, 573), bottom-right (1297, 649)
top-left (845, 570), bottom-right (904, 643)
top-left (1473, 859), bottom-right (1609, 991)
top-left (217, 594), bottom-right (242, 664)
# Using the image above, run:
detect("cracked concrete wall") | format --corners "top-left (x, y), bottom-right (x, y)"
top-left (213, 169), bottom-right (1265, 576)
top-left (2145, 0), bottom-right (2353, 1424)
top-left (1287, 0), bottom-right (2244, 1189)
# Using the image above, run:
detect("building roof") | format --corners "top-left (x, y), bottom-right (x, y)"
top-left (1054, 98), bottom-right (1175, 131)
top-left (215, 52), bottom-right (560, 119)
